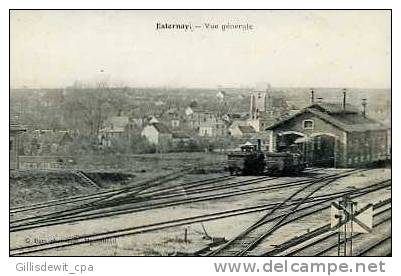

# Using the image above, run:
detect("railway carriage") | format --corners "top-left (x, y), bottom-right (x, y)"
top-left (227, 142), bottom-right (306, 175)
top-left (227, 144), bottom-right (265, 175)
top-left (264, 152), bottom-right (305, 174)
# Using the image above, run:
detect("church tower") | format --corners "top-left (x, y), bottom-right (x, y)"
top-left (249, 86), bottom-right (271, 119)
top-left (248, 85), bottom-right (273, 132)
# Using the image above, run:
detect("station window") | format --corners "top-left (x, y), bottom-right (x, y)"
top-left (303, 120), bottom-right (314, 130)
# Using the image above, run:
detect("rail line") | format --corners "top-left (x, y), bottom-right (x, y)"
top-left (312, 208), bottom-right (391, 256)
top-left (358, 236), bottom-right (391, 256)
top-left (10, 174), bottom-right (262, 225)
top-left (9, 174), bottom-right (389, 256)
top-left (10, 171), bottom-right (338, 232)
top-left (259, 198), bottom-right (391, 256)
top-left (9, 169), bottom-right (190, 227)
top-left (91, 167), bottom-right (325, 202)
top-left (315, 217), bottom-right (391, 256)
top-left (9, 167), bottom-right (323, 215)
top-left (10, 159), bottom-right (228, 214)
top-left (207, 169), bottom-right (380, 256)
top-left (10, 169), bottom-right (190, 214)
top-left (9, 177), bottom-right (307, 231)
top-left (10, 163), bottom-right (235, 224)
top-left (10, 174), bottom-right (233, 219)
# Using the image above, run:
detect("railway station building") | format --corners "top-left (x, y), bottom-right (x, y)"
top-left (265, 101), bottom-right (390, 168)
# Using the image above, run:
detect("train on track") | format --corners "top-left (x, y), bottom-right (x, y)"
top-left (227, 141), bottom-right (306, 175)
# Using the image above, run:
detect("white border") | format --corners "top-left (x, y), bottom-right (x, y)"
top-left (2, 1), bottom-right (398, 275)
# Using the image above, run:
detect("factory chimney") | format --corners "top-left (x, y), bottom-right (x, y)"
top-left (310, 88), bottom-right (315, 104)
top-left (267, 86), bottom-right (272, 110)
top-left (249, 93), bottom-right (254, 119)
top-left (362, 98), bottom-right (367, 117)
top-left (342, 88), bottom-right (347, 111)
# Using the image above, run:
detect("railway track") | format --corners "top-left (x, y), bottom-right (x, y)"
top-left (9, 174), bottom-right (389, 256)
top-left (311, 205), bottom-right (391, 256)
top-left (10, 162), bottom-right (234, 222)
top-left (10, 168), bottom-right (190, 214)
top-left (207, 169), bottom-right (384, 256)
top-left (9, 176), bottom-right (304, 231)
top-left (10, 170), bottom-right (336, 232)
top-left (9, 167), bottom-right (323, 216)
top-left (10, 160), bottom-right (228, 215)
top-left (358, 236), bottom-right (391, 256)
top-left (90, 167), bottom-right (325, 202)
top-left (259, 197), bottom-right (391, 256)
top-left (9, 196), bottom-right (338, 256)
top-left (9, 169), bottom-right (191, 227)
top-left (10, 173), bottom-right (233, 221)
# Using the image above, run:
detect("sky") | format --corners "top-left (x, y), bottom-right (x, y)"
top-left (10, 10), bottom-right (391, 89)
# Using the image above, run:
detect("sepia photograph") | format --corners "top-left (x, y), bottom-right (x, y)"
top-left (9, 10), bottom-right (391, 257)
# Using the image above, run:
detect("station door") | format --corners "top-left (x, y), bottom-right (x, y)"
top-left (310, 135), bottom-right (336, 167)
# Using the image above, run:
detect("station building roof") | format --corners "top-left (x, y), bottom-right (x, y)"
top-left (266, 102), bottom-right (389, 133)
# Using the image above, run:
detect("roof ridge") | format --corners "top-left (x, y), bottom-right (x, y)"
top-left (266, 107), bottom-right (388, 132)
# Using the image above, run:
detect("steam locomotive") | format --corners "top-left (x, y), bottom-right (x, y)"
top-left (227, 141), bottom-right (306, 175)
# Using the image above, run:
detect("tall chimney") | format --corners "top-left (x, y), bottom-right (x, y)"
top-left (362, 98), bottom-right (367, 117)
top-left (342, 88), bottom-right (347, 110)
top-left (250, 93), bottom-right (254, 119)
top-left (267, 86), bottom-right (272, 110)
top-left (310, 88), bottom-right (315, 104)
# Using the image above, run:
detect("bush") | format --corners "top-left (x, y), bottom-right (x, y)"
top-left (130, 134), bottom-right (157, 154)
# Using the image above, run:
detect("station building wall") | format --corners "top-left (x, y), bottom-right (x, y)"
top-left (269, 112), bottom-right (347, 167)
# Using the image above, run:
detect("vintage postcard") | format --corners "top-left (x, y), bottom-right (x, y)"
top-left (10, 10), bottom-right (391, 257)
